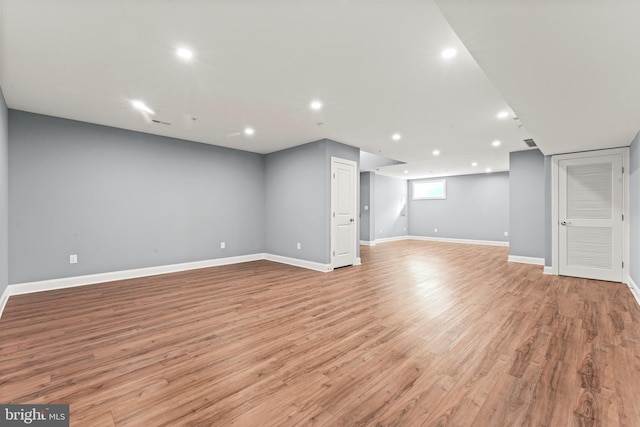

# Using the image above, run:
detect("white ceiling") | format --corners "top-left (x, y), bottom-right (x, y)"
top-left (1, 1), bottom-right (637, 180)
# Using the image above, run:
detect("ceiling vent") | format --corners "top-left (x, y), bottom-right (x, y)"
top-left (152, 119), bottom-right (171, 125)
top-left (524, 138), bottom-right (536, 147)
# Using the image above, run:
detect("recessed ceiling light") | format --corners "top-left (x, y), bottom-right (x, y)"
top-left (176, 47), bottom-right (194, 60)
top-left (404, 170), bottom-right (409, 174)
top-left (471, 162), bottom-right (478, 167)
top-left (497, 111), bottom-right (509, 119)
top-left (244, 127), bottom-right (255, 136)
top-left (492, 140), bottom-right (501, 147)
top-left (130, 100), bottom-right (154, 115)
top-left (392, 133), bottom-right (401, 141)
top-left (432, 149), bottom-right (440, 156)
top-left (441, 48), bottom-right (457, 59)
top-left (486, 168), bottom-right (492, 173)
top-left (310, 100), bottom-right (323, 111)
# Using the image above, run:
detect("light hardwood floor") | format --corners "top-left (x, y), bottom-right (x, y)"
top-left (1, 241), bottom-right (639, 426)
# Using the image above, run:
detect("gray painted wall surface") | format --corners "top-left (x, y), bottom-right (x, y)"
top-left (374, 175), bottom-right (408, 240)
top-left (544, 156), bottom-right (552, 267)
top-left (409, 172), bottom-right (509, 242)
top-left (9, 111), bottom-right (265, 284)
top-left (0, 88), bottom-right (8, 293)
top-left (265, 141), bottom-right (327, 263)
top-left (265, 139), bottom-right (360, 264)
top-left (359, 172), bottom-right (374, 242)
top-left (509, 150), bottom-right (545, 258)
top-left (631, 131), bottom-right (639, 284)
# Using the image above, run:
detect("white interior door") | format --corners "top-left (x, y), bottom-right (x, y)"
top-left (558, 154), bottom-right (623, 282)
top-left (331, 157), bottom-right (357, 268)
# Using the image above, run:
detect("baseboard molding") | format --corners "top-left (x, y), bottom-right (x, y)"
top-left (0, 252), bottom-right (338, 319)
top-left (360, 240), bottom-right (376, 246)
top-left (508, 255), bottom-right (545, 266)
top-left (355, 257), bottom-right (362, 266)
top-left (8, 253), bottom-right (266, 298)
top-left (408, 235), bottom-right (509, 247)
top-left (543, 266), bottom-right (554, 275)
top-left (0, 286), bottom-right (9, 321)
top-left (375, 235), bottom-right (409, 244)
top-left (264, 254), bottom-right (333, 273)
top-left (627, 275), bottom-right (640, 308)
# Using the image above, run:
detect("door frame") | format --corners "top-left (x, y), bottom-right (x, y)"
top-left (330, 156), bottom-right (359, 269)
top-left (551, 147), bottom-right (629, 282)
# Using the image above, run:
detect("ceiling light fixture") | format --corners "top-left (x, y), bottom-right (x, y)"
top-left (492, 140), bottom-right (501, 147)
top-left (471, 162), bottom-right (478, 167)
top-left (441, 48), bottom-right (457, 59)
top-left (432, 149), bottom-right (440, 156)
top-left (130, 100), bottom-right (154, 115)
top-left (244, 127), bottom-right (255, 136)
top-left (497, 111), bottom-right (509, 119)
top-left (392, 133), bottom-right (401, 141)
top-left (486, 168), bottom-right (492, 173)
top-left (176, 47), bottom-right (194, 60)
top-left (404, 170), bottom-right (409, 174)
top-left (310, 100), bottom-right (323, 111)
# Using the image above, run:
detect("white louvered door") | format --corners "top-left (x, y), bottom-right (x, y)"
top-left (558, 154), bottom-right (623, 282)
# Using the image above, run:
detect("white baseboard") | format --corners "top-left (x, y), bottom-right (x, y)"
top-left (543, 266), bottom-right (554, 275)
top-left (360, 240), bottom-right (376, 246)
top-left (8, 253), bottom-right (266, 298)
top-left (0, 286), bottom-right (9, 320)
top-left (0, 252), bottom-right (338, 319)
top-left (263, 254), bottom-right (332, 273)
top-left (375, 235), bottom-right (409, 244)
top-left (627, 276), bottom-right (640, 308)
top-left (408, 235), bottom-right (509, 247)
top-left (508, 255), bottom-right (545, 266)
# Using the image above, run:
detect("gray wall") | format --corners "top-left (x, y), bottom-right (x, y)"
top-left (265, 141), bottom-right (327, 263)
top-left (9, 111), bottom-right (265, 283)
top-left (265, 139), bottom-right (360, 264)
top-left (359, 172), bottom-right (375, 242)
top-left (409, 172), bottom-right (509, 242)
top-left (374, 174), bottom-right (408, 240)
top-left (631, 131), bottom-right (639, 284)
top-left (509, 149), bottom-right (545, 259)
top-left (0, 87), bottom-right (8, 294)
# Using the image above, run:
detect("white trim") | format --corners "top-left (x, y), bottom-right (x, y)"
top-left (508, 255), bottom-right (545, 265)
top-left (0, 252), bottom-right (361, 319)
top-left (543, 266), bottom-right (553, 275)
top-left (0, 286), bottom-right (10, 320)
top-left (264, 254), bottom-right (333, 273)
top-left (360, 240), bottom-right (376, 246)
top-left (408, 235), bottom-right (509, 247)
top-left (627, 276), bottom-right (640, 308)
top-left (551, 147), bottom-right (630, 279)
top-left (8, 254), bottom-right (266, 297)
top-left (375, 235), bottom-right (410, 244)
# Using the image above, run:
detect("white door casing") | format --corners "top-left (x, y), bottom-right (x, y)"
top-left (331, 157), bottom-right (357, 268)
top-left (552, 148), bottom-right (628, 282)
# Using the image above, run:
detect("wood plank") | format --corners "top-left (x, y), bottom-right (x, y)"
top-left (0, 241), bottom-right (639, 425)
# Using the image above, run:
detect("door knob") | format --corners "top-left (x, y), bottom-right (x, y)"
top-left (349, 218), bottom-right (354, 222)
top-left (561, 221), bottom-right (567, 225)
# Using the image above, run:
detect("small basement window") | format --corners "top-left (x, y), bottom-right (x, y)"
top-left (412, 179), bottom-right (446, 200)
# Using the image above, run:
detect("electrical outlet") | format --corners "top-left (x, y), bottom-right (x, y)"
top-left (297, 242), bottom-right (301, 250)
top-left (70, 254), bottom-right (78, 264)
top-left (364, 205), bottom-right (369, 211)
top-left (221, 242), bottom-right (226, 249)
top-left (434, 228), bottom-right (438, 233)
top-left (504, 231), bottom-right (509, 236)
top-left (380, 228), bottom-right (383, 234)
top-left (404, 227), bottom-right (406, 231)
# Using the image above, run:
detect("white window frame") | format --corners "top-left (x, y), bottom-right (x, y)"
top-left (412, 179), bottom-right (446, 200)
